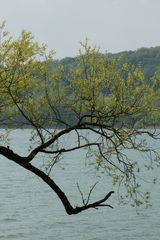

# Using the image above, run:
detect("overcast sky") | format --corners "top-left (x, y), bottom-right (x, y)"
top-left (0, 0), bottom-right (160, 59)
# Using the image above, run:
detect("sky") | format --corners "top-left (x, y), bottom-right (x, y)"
top-left (0, 0), bottom-right (160, 59)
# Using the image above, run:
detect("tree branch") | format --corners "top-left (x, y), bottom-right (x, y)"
top-left (0, 146), bottom-right (114, 215)
top-left (0, 146), bottom-right (27, 163)
top-left (40, 142), bottom-right (99, 154)
top-left (10, 157), bottom-right (115, 215)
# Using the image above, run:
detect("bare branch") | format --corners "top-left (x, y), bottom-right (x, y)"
top-left (76, 183), bottom-right (86, 205)
top-left (86, 182), bottom-right (98, 205)
top-left (40, 142), bottom-right (99, 154)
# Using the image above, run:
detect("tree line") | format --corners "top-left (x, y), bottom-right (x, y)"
top-left (55, 46), bottom-right (160, 82)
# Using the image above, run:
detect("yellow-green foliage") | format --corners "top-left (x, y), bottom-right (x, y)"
top-left (0, 24), bottom-right (159, 128)
top-left (0, 23), bottom-right (159, 210)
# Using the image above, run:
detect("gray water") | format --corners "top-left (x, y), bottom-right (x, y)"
top-left (0, 129), bottom-right (160, 240)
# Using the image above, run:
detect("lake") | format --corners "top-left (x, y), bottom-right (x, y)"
top-left (0, 129), bottom-right (160, 240)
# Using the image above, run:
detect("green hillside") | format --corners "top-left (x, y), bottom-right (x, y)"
top-left (2, 46), bottom-right (160, 127)
top-left (115, 46), bottom-right (160, 80)
top-left (56, 46), bottom-right (160, 80)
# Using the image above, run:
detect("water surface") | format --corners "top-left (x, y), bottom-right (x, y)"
top-left (0, 129), bottom-right (160, 240)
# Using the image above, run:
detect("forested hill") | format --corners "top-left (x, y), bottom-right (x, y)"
top-left (115, 46), bottom-right (160, 80)
top-left (3, 45), bottom-right (160, 128)
top-left (55, 46), bottom-right (160, 80)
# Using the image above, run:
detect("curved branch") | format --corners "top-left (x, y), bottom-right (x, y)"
top-left (0, 146), bottom-right (27, 163)
top-left (0, 148), bottom-right (114, 215)
top-left (27, 125), bottom-right (78, 162)
top-left (74, 191), bottom-right (114, 213)
top-left (40, 142), bottom-right (99, 154)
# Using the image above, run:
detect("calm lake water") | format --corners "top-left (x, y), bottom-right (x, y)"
top-left (0, 129), bottom-right (160, 240)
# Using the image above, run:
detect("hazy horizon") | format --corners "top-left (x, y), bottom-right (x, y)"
top-left (1, 0), bottom-right (160, 59)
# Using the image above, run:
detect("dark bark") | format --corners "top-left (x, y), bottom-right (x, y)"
top-left (0, 146), bottom-right (114, 215)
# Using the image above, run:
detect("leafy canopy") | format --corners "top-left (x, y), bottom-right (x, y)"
top-left (0, 23), bottom-right (160, 214)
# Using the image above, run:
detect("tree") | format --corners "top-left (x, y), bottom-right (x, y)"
top-left (0, 23), bottom-right (159, 215)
